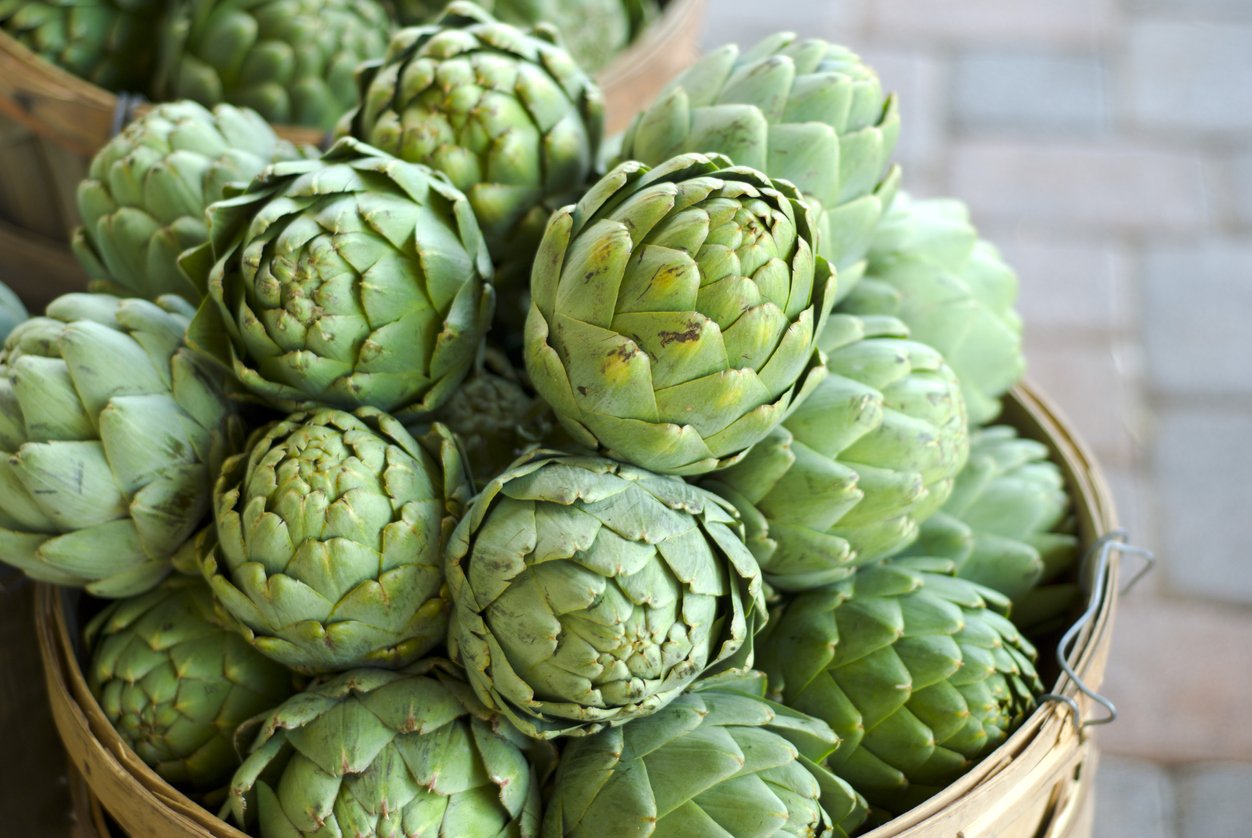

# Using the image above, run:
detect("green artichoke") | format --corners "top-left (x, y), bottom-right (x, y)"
top-left (341, 1), bottom-right (604, 308)
top-left (86, 575), bottom-right (295, 792)
top-left (427, 352), bottom-right (550, 484)
top-left (159, 0), bottom-right (391, 131)
top-left (183, 137), bottom-right (494, 420)
top-left (0, 294), bottom-right (241, 597)
top-left (229, 660), bottom-right (552, 837)
top-left (446, 452), bottom-right (765, 739)
top-left (543, 669), bottom-right (868, 838)
top-left (705, 313), bottom-right (969, 592)
top-left (841, 194), bottom-right (1024, 425)
top-left (619, 32), bottom-right (900, 300)
top-left (0, 0), bottom-right (161, 91)
top-left (72, 101), bottom-right (306, 302)
top-left (760, 557), bottom-right (1043, 817)
top-left (897, 425), bottom-right (1081, 632)
top-left (202, 408), bottom-right (472, 674)
top-left (392, 0), bottom-right (659, 73)
top-left (0, 280), bottom-right (27, 343)
top-left (524, 153), bottom-right (833, 477)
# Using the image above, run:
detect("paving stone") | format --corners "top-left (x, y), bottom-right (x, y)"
top-left (1228, 152), bottom-right (1252, 230)
top-left (989, 231), bottom-right (1133, 334)
top-left (1124, 21), bottom-right (1252, 137)
top-left (865, 0), bottom-right (1118, 48)
top-left (947, 139), bottom-right (1209, 233)
top-left (1141, 240), bottom-right (1252, 398)
top-left (1101, 467), bottom-right (1159, 590)
top-left (1100, 597), bottom-right (1252, 762)
top-left (1152, 409), bottom-right (1252, 605)
top-left (952, 51), bottom-right (1107, 132)
top-left (855, 47), bottom-right (946, 180)
top-left (1175, 764), bottom-right (1252, 837)
top-left (1130, 0), bottom-right (1252, 16)
top-left (1092, 756), bottom-right (1177, 838)
top-left (1023, 335), bottom-right (1144, 467)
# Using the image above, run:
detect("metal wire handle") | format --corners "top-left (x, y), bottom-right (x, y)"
top-left (1039, 529), bottom-right (1155, 739)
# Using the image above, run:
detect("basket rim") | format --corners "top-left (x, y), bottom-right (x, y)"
top-left (37, 378), bottom-right (1120, 838)
top-left (0, 0), bottom-right (703, 157)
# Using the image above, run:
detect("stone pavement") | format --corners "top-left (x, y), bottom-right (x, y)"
top-left (704, 1), bottom-right (1247, 833)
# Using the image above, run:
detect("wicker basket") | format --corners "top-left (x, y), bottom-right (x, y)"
top-left (0, 0), bottom-right (706, 308)
top-left (34, 381), bottom-right (1126, 838)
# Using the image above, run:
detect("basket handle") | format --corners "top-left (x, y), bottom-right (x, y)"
top-left (1038, 530), bottom-right (1154, 739)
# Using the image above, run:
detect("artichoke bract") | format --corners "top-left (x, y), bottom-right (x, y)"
top-left (620, 33), bottom-right (900, 300)
top-left (706, 313), bottom-right (969, 592)
top-left (842, 194), bottom-right (1025, 425)
top-left (0, 0), bottom-right (161, 91)
top-left (0, 294), bottom-right (241, 597)
top-left (183, 137), bottom-right (494, 420)
top-left (0, 280), bottom-right (27, 343)
top-left (543, 669), bottom-right (868, 838)
top-left (72, 101), bottom-right (305, 302)
top-left (525, 153), bottom-right (833, 477)
top-left (897, 425), bottom-right (1081, 631)
top-left (203, 409), bottom-right (472, 675)
top-left (229, 660), bottom-right (551, 837)
top-left (341, 1), bottom-right (604, 309)
top-left (86, 575), bottom-right (295, 792)
top-left (446, 452), bottom-right (766, 739)
top-left (392, 0), bottom-right (658, 73)
top-left (760, 557), bottom-right (1043, 818)
top-left (159, 0), bottom-right (391, 131)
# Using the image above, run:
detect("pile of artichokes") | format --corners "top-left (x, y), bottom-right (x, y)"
top-left (0, 5), bottom-right (1092, 836)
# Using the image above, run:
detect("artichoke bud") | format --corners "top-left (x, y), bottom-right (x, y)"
top-left (183, 137), bottom-right (495, 420)
top-left (0, 293), bottom-right (242, 597)
top-left (228, 659), bottom-right (552, 836)
top-left (705, 312), bottom-right (970, 592)
top-left (896, 424), bottom-right (1081, 633)
top-left (0, 280), bottom-right (27, 344)
top-left (156, 0), bottom-right (392, 131)
top-left (445, 451), bottom-right (766, 739)
top-left (842, 193), bottom-right (1026, 425)
top-left (759, 557), bottom-right (1044, 818)
top-left (341, 1), bottom-right (605, 288)
top-left (71, 101), bottom-right (307, 304)
top-left (620, 32), bottom-right (902, 300)
top-left (0, 0), bottom-right (163, 91)
top-left (545, 667), bottom-right (869, 838)
top-left (204, 407), bottom-right (473, 674)
top-left (86, 575), bottom-right (296, 793)
top-left (525, 152), bottom-right (834, 477)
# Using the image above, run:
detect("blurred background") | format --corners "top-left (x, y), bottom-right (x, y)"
top-left (706, 1), bottom-right (1251, 835)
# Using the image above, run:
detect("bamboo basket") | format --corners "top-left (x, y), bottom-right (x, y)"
top-left (33, 381), bottom-right (1129, 838)
top-left (0, 0), bottom-right (706, 307)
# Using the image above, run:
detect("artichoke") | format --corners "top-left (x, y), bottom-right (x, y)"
top-left (620, 32), bottom-right (901, 300)
top-left (897, 425), bottom-right (1081, 632)
top-left (0, 294), bottom-right (241, 597)
top-left (183, 137), bottom-right (494, 420)
top-left (229, 660), bottom-right (552, 837)
top-left (72, 101), bottom-right (306, 302)
top-left (0, 0), bottom-right (161, 91)
top-left (0, 280), bottom-right (27, 343)
top-left (392, 0), bottom-right (659, 73)
top-left (86, 575), bottom-right (295, 792)
top-left (159, 0), bottom-right (391, 131)
top-left (341, 1), bottom-right (604, 313)
top-left (543, 669), bottom-right (868, 838)
top-left (446, 452), bottom-right (765, 739)
top-left (760, 557), bottom-right (1043, 818)
top-left (202, 408), bottom-right (472, 674)
top-left (706, 313), bottom-right (969, 592)
top-left (525, 153), bottom-right (833, 477)
top-left (841, 194), bottom-right (1025, 425)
